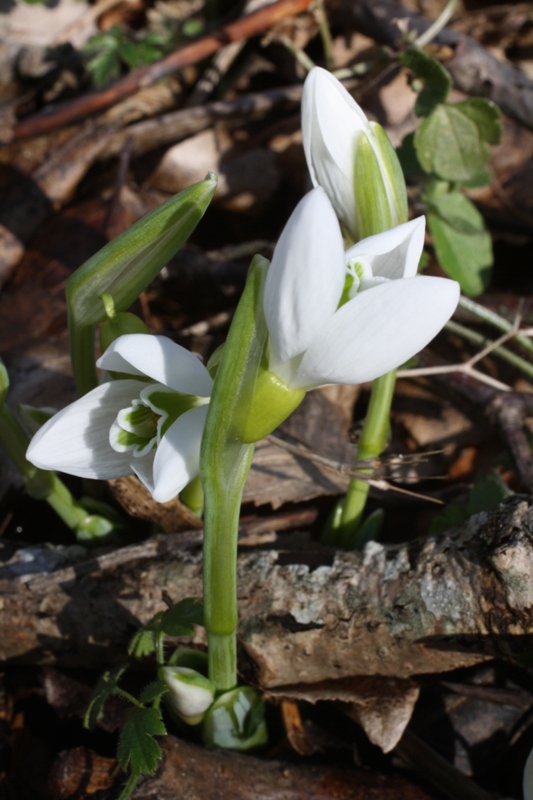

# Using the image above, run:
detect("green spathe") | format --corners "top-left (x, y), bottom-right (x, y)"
top-left (67, 174), bottom-right (217, 395)
top-left (239, 364), bottom-right (305, 443)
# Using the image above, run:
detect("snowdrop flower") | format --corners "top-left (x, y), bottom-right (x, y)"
top-left (242, 189), bottom-right (459, 441)
top-left (302, 67), bottom-right (407, 241)
top-left (26, 334), bottom-right (212, 503)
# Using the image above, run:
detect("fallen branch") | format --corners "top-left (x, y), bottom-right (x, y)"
top-left (1, 497), bottom-right (533, 686)
top-left (12, 0), bottom-right (313, 140)
top-left (49, 737), bottom-right (434, 799)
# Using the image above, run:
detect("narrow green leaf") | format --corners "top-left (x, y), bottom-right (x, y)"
top-left (415, 105), bottom-right (489, 182)
top-left (453, 98), bottom-right (502, 145)
top-left (139, 680), bottom-right (168, 705)
top-left (400, 46), bottom-right (452, 116)
top-left (67, 174), bottom-right (217, 394)
top-left (84, 665), bottom-right (128, 730)
top-left (162, 598), bottom-right (204, 637)
top-left (117, 707), bottom-right (166, 775)
top-left (427, 191), bottom-right (493, 296)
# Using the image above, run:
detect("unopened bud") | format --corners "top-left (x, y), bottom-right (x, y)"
top-left (159, 666), bottom-right (215, 725)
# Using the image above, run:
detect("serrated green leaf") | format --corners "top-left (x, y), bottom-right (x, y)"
top-left (453, 98), bottom-right (502, 145)
top-left (162, 598), bottom-right (204, 637)
top-left (139, 680), bottom-right (168, 704)
top-left (128, 628), bottom-right (157, 659)
top-left (415, 104), bottom-right (489, 182)
top-left (84, 665), bottom-right (128, 730)
top-left (427, 191), bottom-right (492, 295)
top-left (118, 707), bottom-right (166, 775)
top-left (400, 46), bottom-right (452, 116)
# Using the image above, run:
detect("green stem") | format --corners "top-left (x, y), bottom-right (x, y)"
top-left (0, 401), bottom-right (113, 536)
top-left (314, 0), bottom-right (334, 71)
top-left (336, 370), bottom-right (396, 549)
top-left (46, 474), bottom-right (92, 529)
top-left (458, 296), bottom-right (533, 358)
top-left (69, 320), bottom-right (98, 396)
top-left (117, 772), bottom-right (141, 800)
top-left (203, 446), bottom-right (253, 692)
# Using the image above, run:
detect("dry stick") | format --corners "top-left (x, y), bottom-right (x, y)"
top-left (397, 314), bottom-right (527, 393)
top-left (12, 0), bottom-right (314, 140)
top-left (1, 497), bottom-right (533, 681)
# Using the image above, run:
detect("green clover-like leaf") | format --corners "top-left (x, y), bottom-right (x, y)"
top-left (415, 104), bottom-right (489, 182)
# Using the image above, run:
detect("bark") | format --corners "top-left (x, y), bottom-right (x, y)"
top-left (1, 498), bottom-right (533, 685)
top-left (339, 0), bottom-right (533, 131)
top-left (49, 738), bottom-right (434, 800)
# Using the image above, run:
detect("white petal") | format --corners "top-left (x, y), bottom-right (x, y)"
top-left (26, 379), bottom-right (146, 478)
top-left (292, 276), bottom-right (460, 389)
top-left (97, 334), bottom-right (213, 397)
top-left (302, 68), bottom-right (368, 227)
top-left (263, 189), bottom-right (345, 369)
top-left (130, 449), bottom-right (156, 496)
top-left (344, 217), bottom-right (425, 280)
top-left (151, 404), bottom-right (209, 503)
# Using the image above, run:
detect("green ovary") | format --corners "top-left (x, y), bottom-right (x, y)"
top-left (239, 368), bottom-right (305, 443)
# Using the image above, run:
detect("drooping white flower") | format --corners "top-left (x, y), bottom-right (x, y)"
top-left (26, 334), bottom-right (212, 503)
top-left (263, 187), bottom-right (459, 392)
top-left (302, 67), bottom-right (407, 241)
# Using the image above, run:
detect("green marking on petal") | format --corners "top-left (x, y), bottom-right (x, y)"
top-left (117, 402), bottom-right (157, 438)
top-left (141, 384), bottom-right (208, 438)
top-left (339, 272), bottom-right (356, 308)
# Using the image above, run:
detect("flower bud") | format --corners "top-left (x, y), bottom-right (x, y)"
top-left (99, 292), bottom-right (150, 353)
top-left (302, 67), bottom-right (408, 242)
top-left (159, 666), bottom-right (216, 726)
top-left (202, 686), bottom-right (268, 751)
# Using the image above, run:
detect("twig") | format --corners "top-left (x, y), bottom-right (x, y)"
top-left (446, 319), bottom-right (533, 382)
top-left (458, 296), bottom-right (533, 358)
top-left (12, 0), bottom-right (314, 140)
top-left (414, 0), bottom-right (459, 49)
top-left (397, 311), bottom-right (531, 392)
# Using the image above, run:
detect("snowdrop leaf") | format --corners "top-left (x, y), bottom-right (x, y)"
top-left (67, 175), bottom-right (217, 394)
top-left (293, 276), bottom-right (459, 389)
top-left (264, 189), bottom-right (344, 368)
